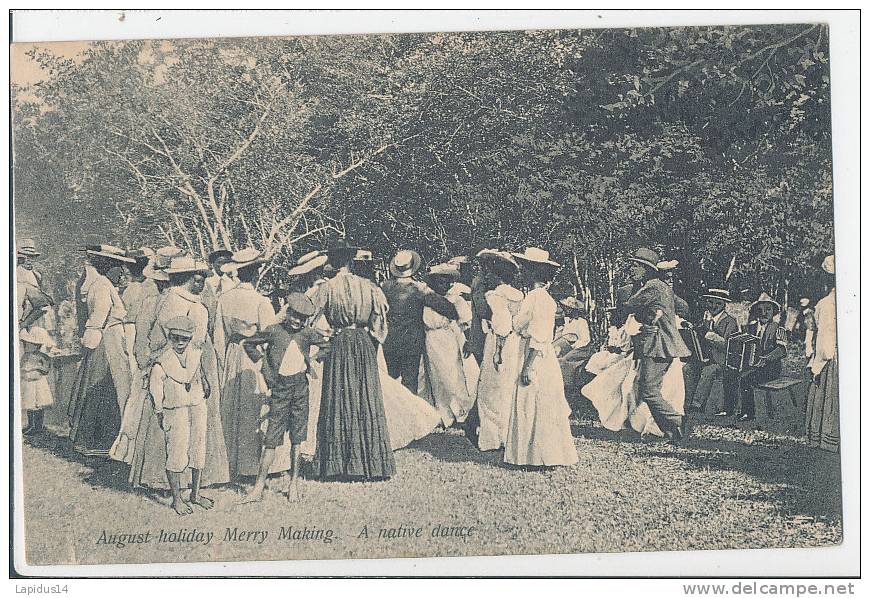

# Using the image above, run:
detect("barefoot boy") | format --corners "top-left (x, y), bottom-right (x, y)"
top-left (240, 292), bottom-right (328, 503)
top-left (150, 315), bottom-right (213, 515)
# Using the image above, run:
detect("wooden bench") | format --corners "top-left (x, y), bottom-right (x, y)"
top-left (754, 376), bottom-right (804, 418)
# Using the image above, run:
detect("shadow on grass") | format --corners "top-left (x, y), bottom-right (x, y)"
top-left (23, 429), bottom-right (131, 492)
top-left (406, 429), bottom-right (504, 468)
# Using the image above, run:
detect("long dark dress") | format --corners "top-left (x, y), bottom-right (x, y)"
top-left (312, 270), bottom-right (394, 479)
top-left (67, 275), bottom-right (132, 456)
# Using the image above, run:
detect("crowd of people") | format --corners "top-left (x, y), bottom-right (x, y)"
top-left (15, 235), bottom-right (840, 515)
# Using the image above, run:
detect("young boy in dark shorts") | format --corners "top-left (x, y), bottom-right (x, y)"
top-left (239, 292), bottom-right (328, 502)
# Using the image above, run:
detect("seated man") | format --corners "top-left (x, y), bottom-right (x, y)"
top-left (691, 288), bottom-right (739, 413)
top-left (720, 293), bottom-right (787, 422)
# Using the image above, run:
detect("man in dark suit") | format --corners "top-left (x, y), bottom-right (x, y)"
top-left (691, 288), bottom-right (740, 413)
top-left (623, 248), bottom-right (692, 443)
top-left (381, 249), bottom-right (458, 393)
top-left (719, 292), bottom-right (787, 421)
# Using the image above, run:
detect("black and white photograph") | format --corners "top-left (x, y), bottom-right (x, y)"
top-left (8, 9), bottom-right (858, 578)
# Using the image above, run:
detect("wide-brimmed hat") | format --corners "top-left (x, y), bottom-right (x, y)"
top-left (512, 247), bottom-right (561, 268)
top-left (657, 259), bottom-right (679, 271)
top-left (822, 255), bottom-right (835, 275)
top-left (284, 292), bottom-right (316, 318)
top-left (560, 296), bottom-right (584, 311)
top-left (326, 238), bottom-right (360, 257)
top-left (164, 255), bottom-right (210, 275)
top-left (19, 327), bottom-right (54, 348)
top-left (426, 262), bottom-right (461, 280)
top-left (701, 288), bottom-right (732, 303)
top-left (627, 248), bottom-right (661, 271)
top-left (221, 248), bottom-right (264, 273)
top-left (750, 292), bottom-right (781, 312)
top-left (17, 238), bottom-right (40, 258)
top-left (208, 248), bottom-right (233, 264)
top-left (142, 262), bottom-right (170, 282)
top-left (288, 253), bottom-right (328, 277)
top-left (799, 297), bottom-right (811, 307)
top-left (164, 315), bottom-right (196, 338)
top-left (125, 248), bottom-right (153, 264)
top-left (389, 249), bottom-right (423, 278)
top-left (86, 244), bottom-right (136, 264)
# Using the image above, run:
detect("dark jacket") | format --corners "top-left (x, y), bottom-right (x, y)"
top-left (381, 278), bottom-right (458, 355)
top-left (702, 311), bottom-right (740, 365)
top-left (625, 278), bottom-right (691, 359)
top-left (745, 320), bottom-right (786, 379)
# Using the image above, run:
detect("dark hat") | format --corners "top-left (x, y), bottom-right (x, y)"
top-left (326, 238), bottom-right (360, 256)
top-left (208, 248), bottom-right (233, 264)
top-left (701, 288), bottom-right (732, 303)
top-left (627, 248), bottom-right (661, 271)
top-left (285, 292), bottom-right (316, 318)
top-left (389, 250), bottom-right (423, 278)
top-left (165, 315), bottom-right (196, 338)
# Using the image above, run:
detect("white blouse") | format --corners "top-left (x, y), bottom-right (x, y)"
top-left (513, 287), bottom-right (557, 351)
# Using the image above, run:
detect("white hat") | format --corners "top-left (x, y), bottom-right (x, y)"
top-left (164, 255), bottom-right (209, 275)
top-left (512, 247), bottom-right (560, 268)
top-left (86, 244), bottom-right (136, 264)
top-left (17, 238), bottom-right (40, 258)
top-left (221, 248), bottom-right (264, 273)
top-left (288, 254), bottom-right (328, 276)
top-left (750, 292), bottom-right (781, 312)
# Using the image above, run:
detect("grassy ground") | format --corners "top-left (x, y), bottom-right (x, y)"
top-left (21, 387), bottom-right (841, 566)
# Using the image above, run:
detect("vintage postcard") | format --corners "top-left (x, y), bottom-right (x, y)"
top-left (11, 13), bottom-right (849, 574)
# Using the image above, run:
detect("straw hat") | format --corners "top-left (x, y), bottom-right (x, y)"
top-left (86, 244), bottom-right (136, 264)
top-left (799, 297), bottom-right (811, 307)
top-left (17, 238), bottom-right (40, 258)
top-left (750, 292), bottom-right (781, 312)
top-left (627, 248), bottom-right (661, 271)
top-left (164, 255), bottom-right (210, 275)
top-left (701, 288), bottom-right (733, 303)
top-left (221, 248), bottom-right (264, 273)
top-left (288, 253), bottom-right (328, 277)
top-left (512, 247), bottom-right (561, 268)
top-left (657, 259), bottom-right (679, 271)
top-left (821, 255), bottom-right (835, 275)
top-left (142, 262), bottom-right (170, 282)
top-left (426, 262), bottom-right (461, 280)
top-left (389, 249), bottom-right (423, 278)
top-left (560, 296), bottom-right (583, 311)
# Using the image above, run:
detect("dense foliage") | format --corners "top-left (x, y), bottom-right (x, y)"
top-left (13, 24), bottom-right (834, 318)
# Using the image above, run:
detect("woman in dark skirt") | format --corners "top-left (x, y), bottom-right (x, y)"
top-left (67, 245), bottom-right (136, 456)
top-left (311, 240), bottom-right (394, 480)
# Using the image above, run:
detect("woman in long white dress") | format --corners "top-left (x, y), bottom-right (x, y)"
top-left (504, 248), bottom-right (578, 467)
top-left (417, 265), bottom-right (476, 427)
top-left (583, 316), bottom-right (685, 438)
top-left (476, 252), bottom-right (524, 451)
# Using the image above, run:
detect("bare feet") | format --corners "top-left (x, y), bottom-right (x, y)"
top-left (172, 499), bottom-right (193, 516)
top-left (191, 494), bottom-right (214, 510)
top-left (286, 479), bottom-right (303, 502)
top-left (238, 484), bottom-right (265, 504)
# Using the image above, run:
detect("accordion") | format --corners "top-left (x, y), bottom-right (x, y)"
top-left (680, 327), bottom-right (709, 364)
top-left (725, 333), bottom-right (760, 373)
